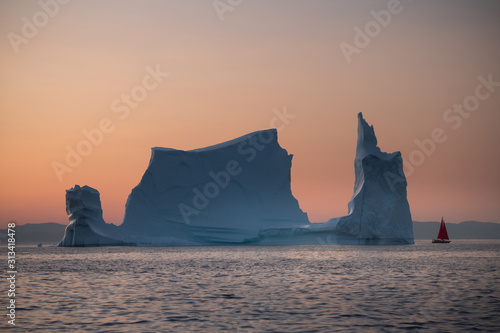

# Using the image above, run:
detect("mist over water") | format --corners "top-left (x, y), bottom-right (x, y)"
top-left (4, 240), bottom-right (500, 332)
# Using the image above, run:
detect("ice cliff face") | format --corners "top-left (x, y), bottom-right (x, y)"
top-left (121, 129), bottom-right (309, 243)
top-left (57, 114), bottom-right (414, 246)
top-left (57, 185), bottom-right (130, 247)
top-left (333, 113), bottom-right (414, 244)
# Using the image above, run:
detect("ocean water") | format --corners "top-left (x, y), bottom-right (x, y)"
top-left (3, 240), bottom-right (500, 332)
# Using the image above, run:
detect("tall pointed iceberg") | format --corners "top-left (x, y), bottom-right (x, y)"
top-left (333, 113), bottom-right (414, 244)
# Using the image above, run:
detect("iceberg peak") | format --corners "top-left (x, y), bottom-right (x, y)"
top-left (356, 112), bottom-right (395, 160)
top-left (333, 113), bottom-right (414, 244)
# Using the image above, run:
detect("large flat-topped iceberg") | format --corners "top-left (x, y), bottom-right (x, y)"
top-left (58, 113), bottom-right (414, 246)
top-left (121, 129), bottom-right (309, 244)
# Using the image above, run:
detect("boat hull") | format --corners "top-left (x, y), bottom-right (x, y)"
top-left (432, 239), bottom-right (451, 243)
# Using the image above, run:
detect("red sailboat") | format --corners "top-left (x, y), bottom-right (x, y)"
top-left (432, 217), bottom-right (451, 243)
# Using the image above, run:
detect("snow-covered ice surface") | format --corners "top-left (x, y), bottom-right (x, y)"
top-left (58, 113), bottom-right (413, 246)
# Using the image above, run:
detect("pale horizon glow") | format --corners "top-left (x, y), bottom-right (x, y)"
top-left (1, 0), bottom-right (500, 228)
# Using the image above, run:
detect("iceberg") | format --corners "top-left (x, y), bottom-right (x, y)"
top-left (120, 129), bottom-right (309, 244)
top-left (58, 185), bottom-right (132, 247)
top-left (333, 113), bottom-right (414, 244)
top-left (58, 113), bottom-right (414, 246)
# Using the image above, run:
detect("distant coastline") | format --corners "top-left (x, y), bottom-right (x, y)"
top-left (412, 221), bottom-right (500, 240)
top-left (1, 221), bottom-right (500, 245)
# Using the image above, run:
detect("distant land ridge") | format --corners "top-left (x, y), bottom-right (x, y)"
top-left (1, 221), bottom-right (500, 244)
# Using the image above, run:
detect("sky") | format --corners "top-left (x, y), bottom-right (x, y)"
top-left (0, 0), bottom-right (499, 228)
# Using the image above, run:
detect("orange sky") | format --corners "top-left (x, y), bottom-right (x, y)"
top-left (1, 0), bottom-right (499, 228)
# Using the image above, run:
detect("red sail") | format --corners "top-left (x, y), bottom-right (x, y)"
top-left (437, 217), bottom-right (449, 240)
